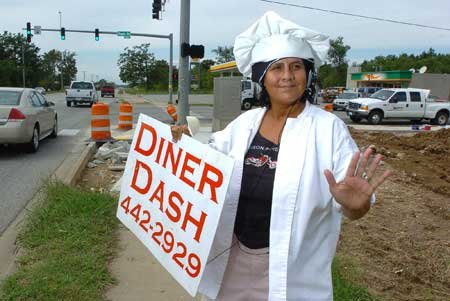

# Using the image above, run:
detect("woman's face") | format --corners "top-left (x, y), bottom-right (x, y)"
top-left (263, 58), bottom-right (307, 106)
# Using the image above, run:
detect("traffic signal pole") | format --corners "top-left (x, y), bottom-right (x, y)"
top-left (23, 26), bottom-right (174, 104)
top-left (178, 0), bottom-right (190, 125)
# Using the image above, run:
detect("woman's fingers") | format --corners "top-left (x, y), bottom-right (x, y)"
top-left (171, 125), bottom-right (190, 142)
top-left (345, 151), bottom-right (360, 178)
top-left (356, 147), bottom-right (372, 178)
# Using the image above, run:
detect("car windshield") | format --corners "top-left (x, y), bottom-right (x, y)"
top-left (369, 90), bottom-right (394, 101)
top-left (0, 91), bottom-right (21, 105)
top-left (337, 93), bottom-right (358, 99)
top-left (71, 82), bottom-right (93, 89)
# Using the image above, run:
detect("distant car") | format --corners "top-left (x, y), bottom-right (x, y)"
top-left (101, 85), bottom-right (115, 98)
top-left (333, 91), bottom-right (360, 111)
top-left (0, 87), bottom-right (57, 152)
top-left (65, 81), bottom-right (98, 107)
top-left (34, 87), bottom-right (46, 95)
top-left (357, 87), bottom-right (382, 98)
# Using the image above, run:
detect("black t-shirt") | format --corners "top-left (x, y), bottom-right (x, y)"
top-left (234, 131), bottom-right (279, 249)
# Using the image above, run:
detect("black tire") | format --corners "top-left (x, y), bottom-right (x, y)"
top-left (26, 125), bottom-right (39, 153)
top-left (66, 101), bottom-right (71, 107)
top-left (50, 117), bottom-right (58, 138)
top-left (368, 110), bottom-right (383, 125)
top-left (241, 99), bottom-right (253, 110)
top-left (431, 111), bottom-right (449, 126)
top-left (350, 117), bottom-right (362, 123)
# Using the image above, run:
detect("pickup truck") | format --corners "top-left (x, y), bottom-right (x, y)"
top-left (65, 81), bottom-right (98, 107)
top-left (100, 85), bottom-right (115, 98)
top-left (346, 88), bottom-right (450, 125)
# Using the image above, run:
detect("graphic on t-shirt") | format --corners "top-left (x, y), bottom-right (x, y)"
top-left (245, 154), bottom-right (277, 169)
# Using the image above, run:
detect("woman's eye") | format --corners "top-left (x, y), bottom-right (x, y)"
top-left (293, 64), bottom-right (304, 69)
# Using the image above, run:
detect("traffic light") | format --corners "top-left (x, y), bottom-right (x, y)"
top-left (190, 45), bottom-right (205, 59)
top-left (181, 43), bottom-right (205, 59)
top-left (95, 28), bottom-right (99, 41)
top-left (152, 0), bottom-right (162, 19)
top-left (26, 22), bottom-right (32, 43)
top-left (60, 27), bottom-right (65, 40)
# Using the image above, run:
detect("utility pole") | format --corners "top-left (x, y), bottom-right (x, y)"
top-left (178, 0), bottom-right (190, 125)
top-left (22, 43), bottom-right (26, 88)
top-left (60, 51), bottom-right (64, 91)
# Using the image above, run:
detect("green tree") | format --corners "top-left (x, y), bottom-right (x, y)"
top-left (360, 48), bottom-right (450, 73)
top-left (318, 36), bottom-right (351, 87)
top-left (211, 46), bottom-right (234, 64)
top-left (118, 43), bottom-right (167, 89)
top-left (40, 49), bottom-right (77, 91)
top-left (0, 31), bottom-right (41, 87)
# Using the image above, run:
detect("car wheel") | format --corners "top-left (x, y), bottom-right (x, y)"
top-left (368, 110), bottom-right (383, 125)
top-left (241, 100), bottom-right (252, 110)
top-left (432, 111), bottom-right (449, 126)
top-left (350, 117), bottom-right (362, 123)
top-left (50, 117), bottom-right (58, 138)
top-left (27, 126), bottom-right (40, 153)
top-left (66, 101), bottom-right (71, 107)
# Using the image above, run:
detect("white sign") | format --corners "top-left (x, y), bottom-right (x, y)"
top-left (117, 114), bottom-right (234, 296)
top-left (34, 26), bottom-right (41, 35)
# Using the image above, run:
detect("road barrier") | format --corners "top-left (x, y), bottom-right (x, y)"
top-left (118, 102), bottom-right (133, 130)
top-left (166, 104), bottom-right (177, 122)
top-left (91, 103), bottom-right (111, 140)
top-left (323, 103), bottom-right (333, 112)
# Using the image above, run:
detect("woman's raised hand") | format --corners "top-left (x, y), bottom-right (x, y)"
top-left (324, 147), bottom-right (392, 220)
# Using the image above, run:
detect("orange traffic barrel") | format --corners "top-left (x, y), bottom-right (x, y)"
top-left (91, 103), bottom-right (111, 140)
top-left (166, 104), bottom-right (177, 122)
top-left (118, 102), bottom-right (133, 130)
top-left (323, 103), bottom-right (333, 112)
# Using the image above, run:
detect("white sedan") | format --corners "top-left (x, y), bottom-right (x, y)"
top-left (0, 87), bottom-right (57, 152)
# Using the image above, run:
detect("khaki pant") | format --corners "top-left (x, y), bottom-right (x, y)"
top-left (202, 240), bottom-right (269, 301)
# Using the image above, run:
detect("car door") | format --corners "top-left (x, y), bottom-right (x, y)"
top-left (386, 92), bottom-right (407, 118)
top-left (29, 92), bottom-right (49, 134)
top-left (408, 91), bottom-right (424, 118)
top-left (36, 92), bottom-right (54, 134)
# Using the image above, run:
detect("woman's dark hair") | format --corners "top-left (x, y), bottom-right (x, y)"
top-left (256, 59), bottom-right (316, 108)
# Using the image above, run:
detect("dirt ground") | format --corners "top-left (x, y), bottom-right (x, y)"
top-left (78, 128), bottom-right (450, 301)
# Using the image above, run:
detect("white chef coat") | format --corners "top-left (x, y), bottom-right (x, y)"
top-left (198, 101), bottom-right (360, 301)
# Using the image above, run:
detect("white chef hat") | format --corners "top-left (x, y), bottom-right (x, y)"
top-left (233, 11), bottom-right (330, 80)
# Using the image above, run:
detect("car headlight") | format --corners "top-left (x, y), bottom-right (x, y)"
top-left (360, 105), bottom-right (368, 111)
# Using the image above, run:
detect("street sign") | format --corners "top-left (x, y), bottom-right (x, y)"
top-left (117, 31), bottom-right (131, 39)
top-left (34, 26), bottom-right (41, 35)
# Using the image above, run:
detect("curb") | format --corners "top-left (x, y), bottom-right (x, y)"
top-left (0, 141), bottom-right (97, 284)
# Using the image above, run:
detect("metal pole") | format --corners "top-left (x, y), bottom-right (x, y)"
top-left (22, 44), bottom-right (25, 88)
top-left (58, 11), bottom-right (62, 29)
top-left (168, 34), bottom-right (173, 104)
top-left (178, 0), bottom-right (190, 125)
top-left (60, 51), bottom-right (64, 91)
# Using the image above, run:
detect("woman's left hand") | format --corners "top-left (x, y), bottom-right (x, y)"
top-left (324, 147), bottom-right (392, 220)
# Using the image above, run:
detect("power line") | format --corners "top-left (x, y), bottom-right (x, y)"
top-left (259, 0), bottom-right (450, 32)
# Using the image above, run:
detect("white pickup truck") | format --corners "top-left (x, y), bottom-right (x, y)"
top-left (65, 81), bottom-right (98, 107)
top-left (346, 88), bottom-right (450, 125)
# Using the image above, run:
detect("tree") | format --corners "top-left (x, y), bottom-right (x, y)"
top-left (318, 36), bottom-right (351, 87)
top-left (212, 46), bottom-right (234, 64)
top-left (118, 43), bottom-right (166, 89)
top-left (0, 31), bottom-right (41, 87)
top-left (40, 49), bottom-right (77, 90)
top-left (360, 48), bottom-right (450, 73)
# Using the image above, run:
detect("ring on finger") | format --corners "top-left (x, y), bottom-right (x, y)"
top-left (362, 172), bottom-right (369, 180)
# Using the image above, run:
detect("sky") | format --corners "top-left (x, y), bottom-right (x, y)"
top-left (1, 0), bottom-right (450, 84)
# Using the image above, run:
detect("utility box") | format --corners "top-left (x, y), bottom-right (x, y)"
top-left (212, 77), bottom-right (242, 132)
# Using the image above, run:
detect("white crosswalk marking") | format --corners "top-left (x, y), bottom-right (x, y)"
top-left (58, 129), bottom-right (80, 136)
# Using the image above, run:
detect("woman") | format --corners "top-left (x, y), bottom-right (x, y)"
top-left (172, 11), bottom-right (391, 301)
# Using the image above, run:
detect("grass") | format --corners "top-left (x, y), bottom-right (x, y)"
top-left (333, 256), bottom-right (377, 301)
top-left (0, 182), bottom-right (119, 301)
